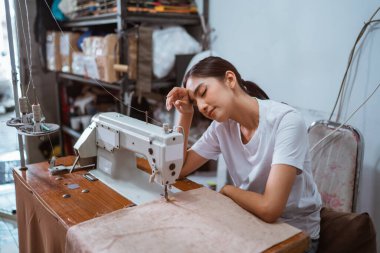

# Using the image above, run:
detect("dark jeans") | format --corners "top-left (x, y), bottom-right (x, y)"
top-left (305, 239), bottom-right (319, 253)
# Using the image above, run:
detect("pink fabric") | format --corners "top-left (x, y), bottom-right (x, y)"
top-left (309, 124), bottom-right (359, 212)
top-left (65, 187), bottom-right (300, 253)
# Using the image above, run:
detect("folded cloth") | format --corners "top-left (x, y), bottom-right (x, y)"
top-left (65, 187), bottom-right (300, 253)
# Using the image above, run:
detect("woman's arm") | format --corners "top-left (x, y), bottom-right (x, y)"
top-left (180, 149), bottom-right (208, 178)
top-left (220, 164), bottom-right (297, 223)
top-left (177, 109), bottom-right (193, 163)
top-left (177, 112), bottom-right (208, 178)
top-left (166, 87), bottom-right (208, 178)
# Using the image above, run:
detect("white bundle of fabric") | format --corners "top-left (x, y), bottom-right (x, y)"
top-left (153, 26), bottom-right (202, 79)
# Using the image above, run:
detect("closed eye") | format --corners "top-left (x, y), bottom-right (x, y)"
top-left (197, 85), bottom-right (207, 97)
top-left (200, 87), bottom-right (207, 97)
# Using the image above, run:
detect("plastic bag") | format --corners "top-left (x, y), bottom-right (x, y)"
top-left (153, 26), bottom-right (201, 79)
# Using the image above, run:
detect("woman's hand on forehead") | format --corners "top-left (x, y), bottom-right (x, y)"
top-left (166, 87), bottom-right (194, 114)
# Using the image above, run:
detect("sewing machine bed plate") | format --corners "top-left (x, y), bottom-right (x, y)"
top-left (89, 165), bottom-right (180, 205)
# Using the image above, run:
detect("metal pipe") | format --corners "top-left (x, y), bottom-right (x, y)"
top-left (4, 0), bottom-right (27, 169)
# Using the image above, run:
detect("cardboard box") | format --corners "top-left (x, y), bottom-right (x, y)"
top-left (99, 34), bottom-right (118, 56)
top-left (72, 52), bottom-right (86, 76)
top-left (81, 34), bottom-right (119, 83)
top-left (46, 31), bottom-right (61, 71)
top-left (82, 36), bottom-right (104, 56)
top-left (83, 56), bottom-right (99, 80)
top-left (60, 32), bottom-right (80, 73)
top-left (96, 55), bottom-right (118, 83)
top-left (97, 34), bottom-right (119, 82)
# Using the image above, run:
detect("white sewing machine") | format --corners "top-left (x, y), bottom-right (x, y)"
top-left (73, 112), bottom-right (184, 204)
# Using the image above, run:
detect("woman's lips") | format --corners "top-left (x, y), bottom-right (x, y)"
top-left (207, 108), bottom-right (215, 118)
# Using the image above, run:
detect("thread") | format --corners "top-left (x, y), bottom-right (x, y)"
top-left (19, 97), bottom-right (28, 114)
top-left (16, 0), bottom-right (34, 96)
top-left (32, 104), bottom-right (42, 122)
top-left (174, 125), bottom-right (185, 135)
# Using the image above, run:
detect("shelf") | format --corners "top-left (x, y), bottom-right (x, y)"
top-left (60, 13), bottom-right (118, 28)
top-left (62, 125), bottom-right (81, 139)
top-left (58, 73), bottom-right (171, 102)
top-left (58, 72), bottom-right (121, 91)
top-left (125, 12), bottom-right (200, 25)
top-left (60, 12), bottom-right (200, 27)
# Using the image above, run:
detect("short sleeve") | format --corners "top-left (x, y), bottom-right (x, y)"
top-left (272, 111), bottom-right (308, 172)
top-left (191, 121), bottom-right (221, 160)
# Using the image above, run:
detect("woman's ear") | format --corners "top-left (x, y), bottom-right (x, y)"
top-left (225, 70), bottom-right (237, 89)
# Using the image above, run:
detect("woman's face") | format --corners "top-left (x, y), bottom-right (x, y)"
top-left (186, 75), bottom-right (234, 122)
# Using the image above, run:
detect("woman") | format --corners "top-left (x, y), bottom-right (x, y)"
top-left (166, 56), bottom-right (321, 253)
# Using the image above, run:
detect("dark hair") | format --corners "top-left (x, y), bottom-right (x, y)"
top-left (183, 56), bottom-right (269, 99)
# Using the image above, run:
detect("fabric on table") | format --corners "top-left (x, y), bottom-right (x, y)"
top-left (65, 187), bottom-right (300, 253)
top-left (14, 170), bottom-right (67, 253)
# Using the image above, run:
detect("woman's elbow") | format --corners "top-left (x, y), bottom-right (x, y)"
top-left (260, 213), bottom-right (279, 223)
top-left (258, 205), bottom-right (282, 223)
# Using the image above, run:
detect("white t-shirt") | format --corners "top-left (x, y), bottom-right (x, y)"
top-left (191, 99), bottom-right (322, 239)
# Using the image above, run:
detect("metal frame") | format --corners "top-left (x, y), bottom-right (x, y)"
top-left (4, 0), bottom-right (26, 168)
top-left (308, 120), bottom-right (364, 212)
top-left (61, 13), bottom-right (118, 27)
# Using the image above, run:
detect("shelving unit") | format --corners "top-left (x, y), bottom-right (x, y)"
top-left (58, 72), bottom-right (122, 91)
top-left (125, 12), bottom-right (201, 25)
top-left (54, 1), bottom-right (124, 155)
top-left (52, 0), bottom-right (209, 155)
top-left (61, 13), bottom-right (118, 27)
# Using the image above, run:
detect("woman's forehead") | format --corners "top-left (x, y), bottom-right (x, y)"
top-left (186, 76), bottom-right (202, 90)
top-left (186, 76), bottom-right (218, 91)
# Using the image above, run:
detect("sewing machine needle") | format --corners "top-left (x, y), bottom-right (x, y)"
top-left (164, 185), bottom-right (169, 201)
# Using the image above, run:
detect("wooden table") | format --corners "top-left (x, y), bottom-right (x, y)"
top-left (13, 156), bottom-right (309, 253)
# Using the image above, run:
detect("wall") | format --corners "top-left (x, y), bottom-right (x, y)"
top-left (208, 0), bottom-right (380, 248)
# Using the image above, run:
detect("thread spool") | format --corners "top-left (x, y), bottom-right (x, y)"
top-left (163, 123), bottom-right (169, 133)
top-left (32, 104), bottom-right (42, 122)
top-left (19, 97), bottom-right (28, 114)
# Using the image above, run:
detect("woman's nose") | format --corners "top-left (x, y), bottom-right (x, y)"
top-left (198, 103), bottom-right (209, 114)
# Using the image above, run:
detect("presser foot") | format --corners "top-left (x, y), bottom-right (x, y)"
top-left (163, 185), bottom-right (176, 202)
top-left (164, 185), bottom-right (169, 201)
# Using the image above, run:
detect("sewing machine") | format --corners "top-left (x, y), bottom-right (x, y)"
top-left (73, 112), bottom-right (184, 204)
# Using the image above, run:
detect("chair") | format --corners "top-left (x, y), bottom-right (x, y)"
top-left (308, 120), bottom-right (364, 212)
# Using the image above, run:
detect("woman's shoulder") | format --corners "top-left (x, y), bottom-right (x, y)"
top-left (259, 99), bottom-right (296, 112)
top-left (258, 99), bottom-right (304, 125)
top-left (258, 98), bottom-right (294, 113)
